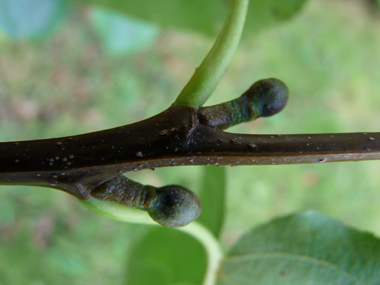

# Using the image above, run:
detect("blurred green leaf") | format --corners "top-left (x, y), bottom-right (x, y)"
top-left (125, 227), bottom-right (206, 285)
top-left (0, 200), bottom-right (14, 223)
top-left (80, 0), bottom-right (225, 36)
top-left (218, 211), bottom-right (380, 284)
top-left (79, 0), bottom-right (307, 38)
top-left (91, 7), bottom-right (158, 55)
top-left (0, 0), bottom-right (69, 40)
top-left (245, 0), bottom-right (307, 38)
top-left (198, 166), bottom-right (226, 238)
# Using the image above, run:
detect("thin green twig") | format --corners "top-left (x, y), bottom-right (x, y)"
top-left (80, 197), bottom-right (156, 225)
top-left (174, 0), bottom-right (249, 108)
top-left (81, 199), bottom-right (223, 285)
top-left (179, 222), bottom-right (224, 285)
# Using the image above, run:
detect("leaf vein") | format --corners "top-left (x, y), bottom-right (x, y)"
top-left (227, 252), bottom-right (366, 284)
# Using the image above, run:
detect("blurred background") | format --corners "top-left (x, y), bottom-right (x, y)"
top-left (0, 0), bottom-right (380, 284)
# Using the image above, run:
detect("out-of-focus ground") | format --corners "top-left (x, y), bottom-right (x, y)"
top-left (0, 0), bottom-right (380, 284)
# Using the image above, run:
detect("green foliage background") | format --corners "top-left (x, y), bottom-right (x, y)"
top-left (0, 0), bottom-right (380, 284)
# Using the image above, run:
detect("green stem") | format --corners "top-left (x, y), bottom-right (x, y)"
top-left (179, 222), bottom-right (224, 285)
top-left (80, 197), bottom-right (156, 225)
top-left (174, 0), bottom-right (249, 108)
top-left (81, 200), bottom-right (223, 285)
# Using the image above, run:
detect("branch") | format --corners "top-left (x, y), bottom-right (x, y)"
top-left (1, 103), bottom-right (379, 199)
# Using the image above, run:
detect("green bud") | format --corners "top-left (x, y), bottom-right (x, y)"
top-left (148, 185), bottom-right (202, 227)
top-left (244, 78), bottom-right (289, 117)
top-left (85, 175), bottom-right (201, 227)
top-left (199, 78), bottom-right (289, 129)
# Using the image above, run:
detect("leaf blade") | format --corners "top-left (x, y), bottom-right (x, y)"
top-left (0, 0), bottom-right (68, 40)
top-left (79, 0), bottom-right (226, 36)
top-left (78, 0), bottom-right (307, 38)
top-left (198, 166), bottom-right (226, 238)
top-left (218, 211), bottom-right (380, 284)
top-left (90, 7), bottom-right (159, 56)
top-left (125, 227), bottom-right (206, 285)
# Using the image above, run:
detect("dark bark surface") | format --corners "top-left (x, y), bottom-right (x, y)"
top-left (1, 104), bottom-right (379, 199)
